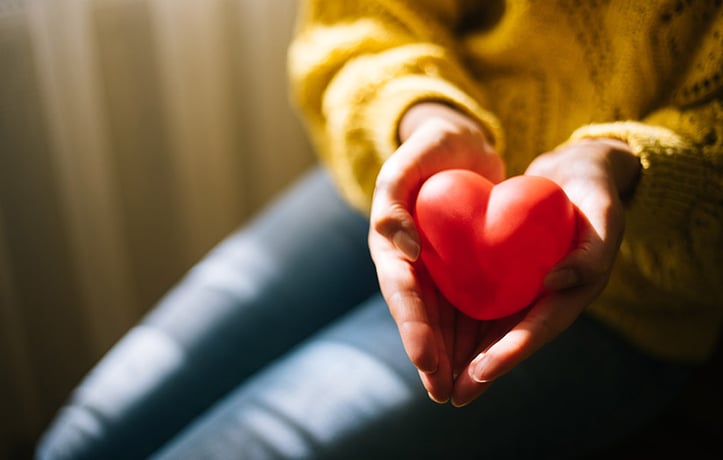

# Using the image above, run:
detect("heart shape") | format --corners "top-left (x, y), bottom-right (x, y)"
top-left (413, 169), bottom-right (577, 320)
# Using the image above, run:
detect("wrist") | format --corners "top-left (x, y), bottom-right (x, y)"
top-left (564, 138), bottom-right (640, 200)
top-left (398, 102), bottom-right (493, 145)
top-left (594, 138), bottom-right (641, 200)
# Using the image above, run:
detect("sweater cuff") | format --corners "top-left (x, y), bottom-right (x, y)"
top-left (344, 75), bottom-right (504, 211)
top-left (367, 74), bottom-right (506, 156)
top-left (566, 121), bottom-right (706, 229)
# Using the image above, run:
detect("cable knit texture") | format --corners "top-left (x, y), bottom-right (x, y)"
top-left (288, 0), bottom-right (723, 362)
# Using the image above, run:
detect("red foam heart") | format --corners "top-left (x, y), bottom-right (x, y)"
top-left (413, 169), bottom-right (576, 320)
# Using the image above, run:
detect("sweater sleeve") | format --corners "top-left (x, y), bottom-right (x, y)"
top-left (568, 3), bottom-right (723, 306)
top-left (288, 0), bottom-right (504, 212)
top-left (565, 97), bottom-right (723, 359)
top-left (571, 100), bottom-right (722, 296)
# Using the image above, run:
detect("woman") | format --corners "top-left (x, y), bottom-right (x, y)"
top-left (37, 1), bottom-right (722, 458)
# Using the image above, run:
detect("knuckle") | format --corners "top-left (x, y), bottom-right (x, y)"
top-left (373, 202), bottom-right (410, 236)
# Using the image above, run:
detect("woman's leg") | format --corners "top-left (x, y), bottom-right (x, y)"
top-left (36, 167), bottom-right (380, 460)
top-left (152, 295), bottom-right (692, 460)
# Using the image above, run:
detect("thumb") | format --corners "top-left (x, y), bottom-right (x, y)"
top-left (544, 205), bottom-right (620, 292)
top-left (372, 202), bottom-right (421, 261)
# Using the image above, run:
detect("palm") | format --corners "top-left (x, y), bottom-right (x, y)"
top-left (415, 262), bottom-right (528, 403)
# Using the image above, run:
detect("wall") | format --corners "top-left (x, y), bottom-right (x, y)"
top-left (0, 0), bottom-right (315, 457)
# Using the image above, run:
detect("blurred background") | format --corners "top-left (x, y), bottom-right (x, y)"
top-left (0, 0), bottom-right (315, 457)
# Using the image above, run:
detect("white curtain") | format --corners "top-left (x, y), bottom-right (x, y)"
top-left (0, 0), bottom-right (315, 455)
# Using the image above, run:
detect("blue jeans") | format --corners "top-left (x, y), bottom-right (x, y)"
top-left (36, 167), bottom-right (691, 460)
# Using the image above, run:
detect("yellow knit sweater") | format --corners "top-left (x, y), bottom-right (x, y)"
top-left (288, 0), bottom-right (723, 363)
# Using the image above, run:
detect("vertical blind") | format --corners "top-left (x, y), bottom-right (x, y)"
top-left (0, 0), bottom-right (315, 455)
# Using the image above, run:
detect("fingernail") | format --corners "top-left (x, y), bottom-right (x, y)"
top-left (451, 397), bottom-right (472, 408)
top-left (393, 231), bottom-right (420, 260)
top-left (469, 353), bottom-right (493, 383)
top-left (544, 268), bottom-right (580, 291)
top-left (427, 391), bottom-right (448, 405)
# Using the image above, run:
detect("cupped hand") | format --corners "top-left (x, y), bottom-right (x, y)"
top-left (451, 138), bottom-right (641, 406)
top-left (369, 102), bottom-right (504, 403)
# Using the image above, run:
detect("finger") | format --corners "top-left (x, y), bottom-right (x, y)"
top-left (450, 320), bottom-right (492, 408)
top-left (466, 286), bottom-right (596, 386)
top-left (370, 169), bottom-right (420, 261)
top-left (450, 311), bottom-right (526, 407)
top-left (378, 124), bottom-right (504, 200)
top-left (372, 203), bottom-right (421, 261)
top-left (419, 359), bottom-right (454, 404)
top-left (450, 372), bottom-right (494, 408)
top-left (452, 313), bottom-right (482, 379)
top-left (369, 141), bottom-right (428, 261)
top-left (450, 371), bottom-right (494, 408)
top-left (545, 194), bottom-right (622, 292)
top-left (416, 269), bottom-right (464, 383)
top-left (440, 302), bottom-right (457, 372)
top-left (370, 128), bottom-right (503, 260)
top-left (418, 266), bottom-right (454, 402)
top-left (371, 236), bottom-right (454, 400)
top-left (370, 219), bottom-right (446, 374)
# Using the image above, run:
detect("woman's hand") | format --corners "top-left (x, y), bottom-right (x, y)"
top-left (368, 102), bottom-right (504, 403)
top-left (451, 138), bottom-right (642, 406)
top-left (371, 99), bottom-right (641, 407)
